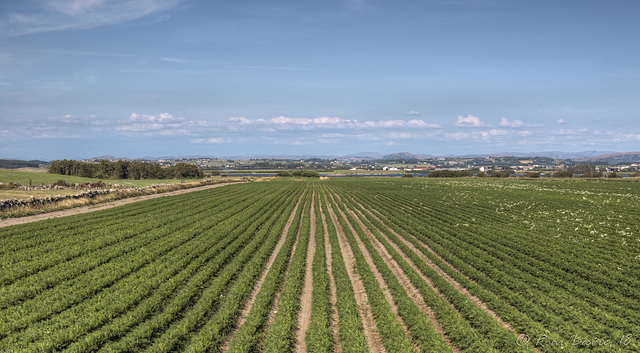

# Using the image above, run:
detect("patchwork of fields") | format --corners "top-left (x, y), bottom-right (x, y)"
top-left (1, 178), bottom-right (639, 352)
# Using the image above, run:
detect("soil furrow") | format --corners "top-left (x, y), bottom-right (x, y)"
top-left (295, 192), bottom-right (316, 352)
top-left (219, 191), bottom-right (305, 350)
top-left (340, 194), bottom-right (460, 353)
top-left (353, 191), bottom-right (546, 353)
top-left (323, 193), bottom-right (386, 353)
top-left (264, 198), bottom-right (305, 330)
top-left (361, 199), bottom-right (516, 333)
top-left (326, 190), bottom-right (418, 351)
top-left (319, 196), bottom-right (342, 353)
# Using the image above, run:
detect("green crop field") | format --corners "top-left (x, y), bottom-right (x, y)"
top-left (0, 169), bottom-right (221, 201)
top-left (1, 178), bottom-right (638, 352)
top-left (0, 169), bottom-right (211, 187)
top-left (0, 169), bottom-right (102, 186)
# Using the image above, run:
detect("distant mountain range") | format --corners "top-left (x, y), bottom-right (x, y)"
top-left (219, 150), bottom-right (623, 161)
top-left (574, 152), bottom-right (640, 164)
top-left (82, 150), bottom-right (640, 162)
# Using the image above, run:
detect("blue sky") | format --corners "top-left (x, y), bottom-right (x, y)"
top-left (1, 0), bottom-right (639, 159)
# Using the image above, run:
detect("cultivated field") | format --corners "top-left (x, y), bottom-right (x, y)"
top-left (0, 168), bottom-right (215, 190)
top-left (1, 178), bottom-right (638, 352)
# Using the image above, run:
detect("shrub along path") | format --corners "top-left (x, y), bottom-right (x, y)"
top-left (0, 181), bottom-right (243, 228)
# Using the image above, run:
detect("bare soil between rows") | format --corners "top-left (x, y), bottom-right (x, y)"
top-left (324, 192), bottom-right (386, 353)
top-left (319, 195), bottom-right (342, 353)
top-left (219, 192), bottom-right (305, 351)
top-left (295, 192), bottom-right (316, 352)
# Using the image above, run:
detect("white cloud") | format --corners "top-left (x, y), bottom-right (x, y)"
top-left (443, 128), bottom-right (516, 142)
top-left (361, 119), bottom-right (440, 129)
top-left (269, 116), bottom-right (357, 127)
top-left (313, 117), bottom-right (348, 125)
top-left (0, 114), bottom-right (111, 139)
top-left (112, 113), bottom-right (444, 144)
top-left (319, 133), bottom-right (346, 139)
top-left (552, 128), bottom-right (589, 135)
top-left (488, 129), bottom-right (507, 136)
top-left (2, 0), bottom-right (185, 36)
top-left (126, 112), bottom-right (184, 123)
top-left (116, 112), bottom-right (193, 136)
top-left (386, 132), bottom-right (422, 139)
top-left (270, 116), bottom-right (306, 125)
top-left (54, 114), bottom-right (111, 127)
top-left (620, 134), bottom-right (640, 141)
top-left (225, 116), bottom-right (440, 130)
top-left (212, 115), bottom-right (444, 147)
top-left (557, 118), bottom-right (567, 124)
top-left (405, 110), bottom-right (420, 116)
top-left (191, 137), bottom-right (226, 144)
top-left (477, 129), bottom-right (507, 139)
top-left (499, 117), bottom-right (524, 128)
top-left (227, 117), bottom-right (253, 125)
top-left (445, 132), bottom-right (471, 140)
top-left (454, 115), bottom-right (484, 127)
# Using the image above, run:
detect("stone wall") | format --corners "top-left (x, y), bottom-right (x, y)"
top-left (0, 179), bottom-right (241, 213)
top-left (0, 189), bottom-right (118, 211)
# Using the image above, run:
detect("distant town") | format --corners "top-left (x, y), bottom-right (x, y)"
top-left (3, 151), bottom-right (640, 178)
top-left (73, 151), bottom-right (640, 177)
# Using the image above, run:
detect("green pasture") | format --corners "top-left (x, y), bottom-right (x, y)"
top-left (0, 169), bottom-right (212, 190)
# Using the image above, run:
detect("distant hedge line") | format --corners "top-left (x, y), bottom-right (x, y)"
top-left (48, 160), bottom-right (203, 180)
top-left (275, 170), bottom-right (320, 177)
top-left (0, 159), bottom-right (47, 169)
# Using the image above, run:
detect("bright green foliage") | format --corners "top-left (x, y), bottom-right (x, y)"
top-left (325, 191), bottom-right (417, 353)
top-left (2, 178), bottom-right (639, 352)
top-left (329, 177), bottom-right (640, 353)
top-left (304, 190), bottom-right (333, 353)
top-left (263, 191), bottom-right (313, 352)
top-left (319, 187), bottom-right (370, 353)
top-left (224, 189), bottom-right (309, 353)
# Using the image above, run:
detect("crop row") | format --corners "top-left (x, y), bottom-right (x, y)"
top-left (304, 188), bottom-right (333, 353)
top-left (318, 187), bottom-right (369, 352)
top-left (386, 189), bottom-right (639, 350)
top-left (339, 184), bottom-right (593, 353)
top-left (3, 178), bottom-right (638, 352)
top-left (331, 179), bottom-right (639, 352)
top-left (324, 189), bottom-right (417, 352)
top-left (335, 186), bottom-right (542, 352)
top-left (262, 189), bottom-right (313, 352)
top-left (224, 188), bottom-right (308, 352)
top-left (0, 182), bottom-right (306, 352)
top-left (328, 189), bottom-right (458, 352)
top-left (184, 185), bottom-right (306, 352)
top-left (85, 183), bottom-right (303, 352)
top-left (0, 185), bottom-right (247, 286)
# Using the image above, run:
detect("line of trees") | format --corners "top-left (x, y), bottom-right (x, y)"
top-left (427, 170), bottom-right (475, 178)
top-left (0, 159), bottom-right (47, 169)
top-left (48, 160), bottom-right (203, 180)
top-left (275, 170), bottom-right (320, 178)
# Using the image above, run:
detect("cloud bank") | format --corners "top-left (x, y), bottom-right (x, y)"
top-left (5, 111), bottom-right (639, 155)
top-left (2, 0), bottom-right (185, 36)
top-left (454, 115), bottom-right (484, 127)
top-left (224, 116), bottom-right (441, 131)
top-left (499, 117), bottom-right (524, 127)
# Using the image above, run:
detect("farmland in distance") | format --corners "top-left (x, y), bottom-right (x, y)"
top-left (1, 178), bottom-right (638, 352)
